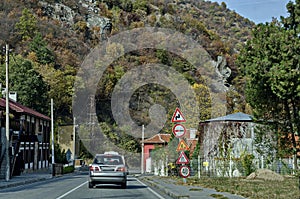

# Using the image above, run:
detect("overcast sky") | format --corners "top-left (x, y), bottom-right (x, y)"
top-left (211, 0), bottom-right (292, 23)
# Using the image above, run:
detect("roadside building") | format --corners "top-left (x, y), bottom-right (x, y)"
top-left (0, 98), bottom-right (50, 179)
top-left (200, 112), bottom-right (256, 176)
top-left (142, 133), bottom-right (171, 173)
top-left (142, 130), bottom-right (198, 175)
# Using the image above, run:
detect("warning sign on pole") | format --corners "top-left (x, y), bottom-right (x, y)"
top-left (171, 108), bottom-right (186, 123)
top-left (176, 139), bottom-right (190, 151)
top-left (176, 151), bottom-right (189, 164)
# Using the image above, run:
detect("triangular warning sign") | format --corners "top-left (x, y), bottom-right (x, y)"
top-left (176, 139), bottom-right (190, 151)
top-left (176, 151), bottom-right (189, 164)
top-left (171, 108), bottom-right (186, 123)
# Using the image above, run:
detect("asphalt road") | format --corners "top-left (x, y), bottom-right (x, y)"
top-left (0, 172), bottom-right (170, 199)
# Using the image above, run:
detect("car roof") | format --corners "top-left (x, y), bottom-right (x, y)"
top-left (95, 153), bottom-right (123, 158)
top-left (104, 151), bottom-right (119, 155)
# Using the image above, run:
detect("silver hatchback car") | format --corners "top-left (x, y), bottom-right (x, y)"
top-left (88, 152), bottom-right (127, 189)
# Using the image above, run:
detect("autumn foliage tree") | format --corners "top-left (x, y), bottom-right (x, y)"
top-left (15, 8), bottom-right (38, 41)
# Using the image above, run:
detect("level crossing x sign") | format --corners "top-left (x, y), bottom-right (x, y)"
top-left (176, 139), bottom-right (190, 151)
top-left (171, 108), bottom-right (186, 123)
top-left (176, 151), bottom-right (189, 164)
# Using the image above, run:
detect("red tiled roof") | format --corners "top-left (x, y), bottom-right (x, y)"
top-left (186, 138), bottom-right (198, 155)
top-left (143, 134), bottom-right (171, 144)
top-left (0, 98), bottom-right (50, 121)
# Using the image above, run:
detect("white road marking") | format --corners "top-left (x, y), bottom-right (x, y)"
top-left (56, 177), bottom-right (164, 199)
top-left (56, 181), bottom-right (87, 199)
top-left (135, 178), bottom-right (165, 199)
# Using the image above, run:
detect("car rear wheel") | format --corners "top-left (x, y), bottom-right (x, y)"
top-left (120, 182), bottom-right (127, 189)
top-left (88, 182), bottom-right (94, 188)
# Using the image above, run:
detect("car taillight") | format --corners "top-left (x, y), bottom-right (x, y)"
top-left (90, 166), bottom-right (100, 171)
top-left (116, 167), bottom-right (126, 172)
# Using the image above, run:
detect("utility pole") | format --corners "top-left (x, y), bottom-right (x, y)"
top-left (73, 117), bottom-right (76, 161)
top-left (141, 125), bottom-right (144, 174)
top-left (88, 95), bottom-right (96, 127)
top-left (87, 94), bottom-right (97, 146)
top-left (51, 99), bottom-right (55, 165)
top-left (5, 44), bottom-right (10, 181)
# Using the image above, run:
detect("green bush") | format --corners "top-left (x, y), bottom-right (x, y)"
top-left (54, 143), bottom-right (68, 164)
top-left (241, 152), bottom-right (255, 176)
top-left (63, 166), bottom-right (75, 174)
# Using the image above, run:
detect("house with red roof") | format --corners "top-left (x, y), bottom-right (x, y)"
top-left (0, 98), bottom-right (51, 179)
top-left (141, 130), bottom-right (198, 174)
top-left (142, 133), bottom-right (171, 173)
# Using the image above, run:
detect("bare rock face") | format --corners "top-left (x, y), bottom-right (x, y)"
top-left (214, 56), bottom-right (231, 88)
top-left (39, 1), bottom-right (77, 25)
top-left (38, 0), bottom-right (112, 39)
top-left (246, 169), bottom-right (284, 181)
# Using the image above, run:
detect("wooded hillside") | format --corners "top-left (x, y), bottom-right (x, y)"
top-left (0, 0), bottom-right (256, 153)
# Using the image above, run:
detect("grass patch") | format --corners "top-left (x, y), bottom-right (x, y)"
top-left (175, 176), bottom-right (300, 199)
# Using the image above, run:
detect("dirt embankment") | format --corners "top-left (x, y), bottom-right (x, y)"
top-left (246, 169), bottom-right (284, 181)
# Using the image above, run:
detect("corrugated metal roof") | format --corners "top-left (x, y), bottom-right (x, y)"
top-left (205, 112), bottom-right (253, 122)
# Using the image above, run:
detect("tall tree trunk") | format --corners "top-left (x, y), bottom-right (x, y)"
top-left (292, 99), bottom-right (300, 171)
top-left (284, 100), bottom-right (298, 170)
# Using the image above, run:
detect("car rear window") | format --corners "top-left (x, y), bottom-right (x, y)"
top-left (94, 155), bottom-right (124, 165)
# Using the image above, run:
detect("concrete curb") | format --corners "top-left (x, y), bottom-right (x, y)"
top-left (0, 170), bottom-right (85, 190)
top-left (140, 176), bottom-right (190, 199)
top-left (139, 176), bottom-right (246, 199)
top-left (0, 176), bottom-right (51, 189)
